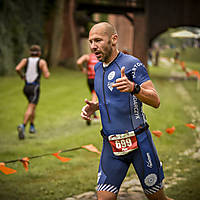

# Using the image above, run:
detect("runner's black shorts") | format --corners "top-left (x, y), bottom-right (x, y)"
top-left (23, 84), bottom-right (40, 104)
top-left (87, 78), bottom-right (95, 93)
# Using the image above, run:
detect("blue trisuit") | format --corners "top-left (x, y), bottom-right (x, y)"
top-left (94, 52), bottom-right (164, 195)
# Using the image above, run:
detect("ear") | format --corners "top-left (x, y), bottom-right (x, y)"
top-left (112, 34), bottom-right (118, 45)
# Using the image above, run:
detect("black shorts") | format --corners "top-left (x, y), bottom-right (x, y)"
top-left (23, 84), bottom-right (40, 104)
top-left (87, 78), bottom-right (95, 93)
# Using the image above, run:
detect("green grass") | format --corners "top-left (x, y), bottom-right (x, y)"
top-left (0, 59), bottom-right (200, 200)
top-left (0, 67), bottom-right (102, 200)
top-left (147, 59), bottom-right (200, 199)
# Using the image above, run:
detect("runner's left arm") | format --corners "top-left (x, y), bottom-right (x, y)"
top-left (135, 80), bottom-right (160, 108)
top-left (40, 59), bottom-right (50, 79)
top-left (112, 67), bottom-right (160, 108)
top-left (76, 54), bottom-right (89, 74)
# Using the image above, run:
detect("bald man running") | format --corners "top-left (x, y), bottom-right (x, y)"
top-left (81, 22), bottom-right (173, 200)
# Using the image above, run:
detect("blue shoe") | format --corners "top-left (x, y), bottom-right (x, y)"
top-left (29, 124), bottom-right (36, 134)
top-left (17, 124), bottom-right (25, 140)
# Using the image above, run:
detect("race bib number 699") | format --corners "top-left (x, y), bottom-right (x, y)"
top-left (108, 131), bottom-right (138, 156)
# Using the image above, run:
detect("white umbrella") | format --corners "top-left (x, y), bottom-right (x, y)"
top-left (170, 30), bottom-right (199, 38)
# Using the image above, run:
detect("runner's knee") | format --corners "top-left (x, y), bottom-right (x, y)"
top-left (97, 191), bottom-right (117, 200)
top-left (25, 109), bottom-right (32, 117)
top-left (145, 188), bottom-right (168, 200)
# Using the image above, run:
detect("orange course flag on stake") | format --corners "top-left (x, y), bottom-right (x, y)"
top-left (0, 162), bottom-right (17, 175)
top-left (20, 157), bottom-right (30, 172)
top-left (185, 123), bottom-right (196, 129)
top-left (52, 151), bottom-right (71, 162)
top-left (82, 144), bottom-right (101, 154)
top-left (165, 126), bottom-right (175, 134)
top-left (152, 130), bottom-right (162, 137)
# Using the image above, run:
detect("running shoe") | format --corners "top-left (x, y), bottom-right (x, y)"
top-left (29, 124), bottom-right (36, 134)
top-left (17, 124), bottom-right (25, 140)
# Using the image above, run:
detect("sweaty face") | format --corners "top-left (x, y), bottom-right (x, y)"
top-left (89, 28), bottom-right (113, 63)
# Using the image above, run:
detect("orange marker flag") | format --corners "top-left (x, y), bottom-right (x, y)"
top-left (0, 162), bottom-right (17, 175)
top-left (180, 61), bottom-right (186, 71)
top-left (165, 126), bottom-right (175, 134)
top-left (185, 123), bottom-right (196, 129)
top-left (82, 144), bottom-right (101, 154)
top-left (191, 70), bottom-right (200, 77)
top-left (20, 157), bottom-right (29, 172)
top-left (187, 70), bottom-right (200, 79)
top-left (152, 130), bottom-right (162, 137)
top-left (52, 151), bottom-right (71, 162)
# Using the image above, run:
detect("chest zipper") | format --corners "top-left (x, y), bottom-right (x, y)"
top-left (103, 68), bottom-right (111, 122)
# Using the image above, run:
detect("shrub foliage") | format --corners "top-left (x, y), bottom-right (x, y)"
top-left (0, 0), bottom-right (55, 75)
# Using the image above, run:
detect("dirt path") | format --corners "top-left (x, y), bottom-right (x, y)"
top-left (64, 176), bottom-right (147, 200)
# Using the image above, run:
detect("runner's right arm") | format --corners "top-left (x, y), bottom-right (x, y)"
top-left (15, 58), bottom-right (27, 80)
top-left (81, 99), bottom-right (99, 121)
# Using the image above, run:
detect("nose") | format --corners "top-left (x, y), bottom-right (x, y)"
top-left (90, 41), bottom-right (97, 51)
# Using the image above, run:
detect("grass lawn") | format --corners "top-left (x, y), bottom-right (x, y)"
top-left (0, 57), bottom-right (200, 200)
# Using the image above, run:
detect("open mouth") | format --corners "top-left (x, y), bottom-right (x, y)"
top-left (95, 52), bottom-right (102, 59)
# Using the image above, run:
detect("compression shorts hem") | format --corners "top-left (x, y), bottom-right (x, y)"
top-left (97, 184), bottom-right (119, 194)
top-left (143, 182), bottom-right (164, 194)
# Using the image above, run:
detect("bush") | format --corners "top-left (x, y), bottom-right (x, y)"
top-left (0, 0), bottom-right (54, 75)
